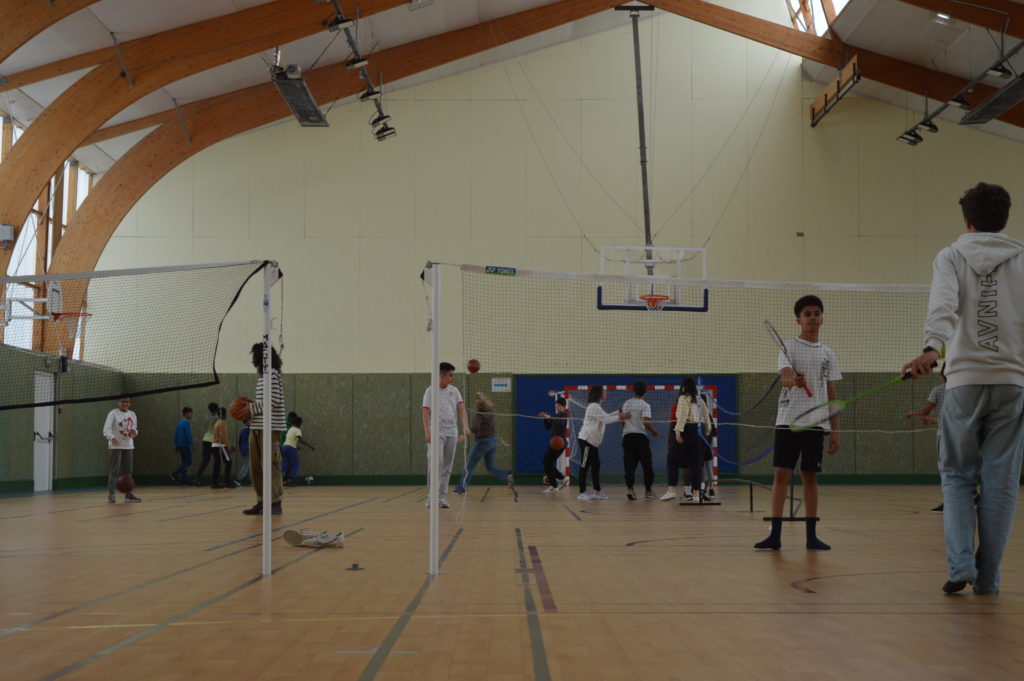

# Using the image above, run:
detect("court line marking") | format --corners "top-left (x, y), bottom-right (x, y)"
top-left (355, 528), bottom-right (463, 681)
top-left (515, 528), bottom-right (552, 681)
top-left (480, 487), bottom-right (490, 503)
top-left (561, 504), bottom-right (582, 521)
top-left (32, 541), bottom-right (332, 681)
top-left (203, 496), bottom-right (379, 551)
top-left (791, 569), bottom-right (937, 594)
top-left (380, 489), bottom-right (418, 503)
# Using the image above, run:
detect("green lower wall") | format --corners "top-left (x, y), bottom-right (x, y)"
top-left (0, 370), bottom-right (975, 487)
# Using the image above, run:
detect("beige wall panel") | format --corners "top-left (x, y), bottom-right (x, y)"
top-left (192, 136), bottom-right (250, 239)
top-left (801, 98), bottom-right (860, 237)
top-left (913, 235), bottom-right (955, 285)
top-left (96, 236), bottom-right (137, 270)
top-left (303, 105), bottom-right (362, 239)
top-left (652, 13), bottom-right (692, 99)
top-left (701, 235), bottom-right (750, 279)
top-left (248, 124), bottom-right (306, 239)
top-left (359, 102), bottom-right (416, 239)
top-left (649, 98), bottom-right (694, 236)
top-left (969, 126), bottom-right (1024, 195)
top-left (857, 103), bottom-right (915, 236)
top-left (135, 236), bottom-right (193, 267)
top-left (690, 23), bottom-right (747, 101)
top-left (413, 101), bottom-right (472, 240)
top-left (412, 63), bottom-right (474, 101)
top-left (136, 161), bottom-right (194, 238)
top-left (524, 100), bottom-right (584, 238)
top-left (747, 96), bottom-right (802, 237)
top-left (115, 204), bottom-right (139, 238)
top-left (468, 60), bottom-right (522, 101)
top-left (803, 235), bottom-right (860, 283)
top-left (469, 101), bottom-right (526, 239)
top-left (524, 236), bottom-right (585, 273)
top-left (579, 99), bottom-right (640, 236)
top-left (691, 100), bottom-right (749, 241)
top-left (911, 122), bottom-right (974, 238)
top-left (743, 235), bottom-right (808, 281)
top-left (858, 235), bottom-right (917, 283)
top-left (523, 38), bottom-right (582, 102)
top-left (579, 18), bottom-right (651, 101)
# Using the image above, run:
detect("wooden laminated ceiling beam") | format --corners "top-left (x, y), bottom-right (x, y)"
top-left (50, 0), bottom-right (623, 278)
top-left (0, 0), bottom-right (101, 65)
top-left (0, 0), bottom-right (408, 277)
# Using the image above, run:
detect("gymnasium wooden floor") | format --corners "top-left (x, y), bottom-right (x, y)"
top-left (2, 483), bottom-right (1022, 681)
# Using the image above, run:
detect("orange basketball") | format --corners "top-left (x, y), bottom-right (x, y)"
top-left (228, 397), bottom-right (251, 422)
top-left (467, 359), bottom-right (481, 373)
top-left (550, 435), bottom-right (565, 451)
top-left (115, 474), bottom-right (134, 494)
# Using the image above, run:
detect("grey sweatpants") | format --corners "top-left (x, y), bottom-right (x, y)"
top-left (107, 449), bottom-right (134, 494)
top-left (426, 433), bottom-right (458, 499)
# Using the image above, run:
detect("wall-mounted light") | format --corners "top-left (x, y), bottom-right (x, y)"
top-left (897, 129), bottom-right (923, 145)
top-left (986, 63), bottom-right (1014, 79)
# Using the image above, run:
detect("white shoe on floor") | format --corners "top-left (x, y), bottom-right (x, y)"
top-left (542, 486), bottom-right (558, 493)
top-left (577, 492), bottom-right (595, 500)
top-left (284, 529), bottom-right (345, 548)
top-left (592, 491), bottom-right (608, 500)
top-left (660, 491), bottom-right (677, 501)
top-left (558, 476), bottom-right (571, 489)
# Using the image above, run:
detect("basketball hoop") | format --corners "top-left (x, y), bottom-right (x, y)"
top-left (638, 294), bottom-right (669, 313)
top-left (51, 312), bottom-right (91, 340)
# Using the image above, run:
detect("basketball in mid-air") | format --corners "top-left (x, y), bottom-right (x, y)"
top-left (550, 435), bottom-right (565, 451)
top-left (228, 397), bottom-right (251, 421)
top-left (115, 474), bottom-right (135, 493)
top-left (467, 359), bottom-right (481, 373)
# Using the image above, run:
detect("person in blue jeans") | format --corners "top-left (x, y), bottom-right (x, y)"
top-left (171, 407), bottom-right (194, 483)
top-left (455, 393), bottom-right (512, 493)
top-left (904, 182), bottom-right (1024, 596)
top-left (281, 416), bottom-right (316, 486)
top-left (234, 419), bottom-right (250, 486)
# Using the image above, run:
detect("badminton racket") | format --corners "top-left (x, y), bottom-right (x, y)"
top-left (764, 320), bottom-right (813, 398)
top-left (788, 364), bottom-right (934, 433)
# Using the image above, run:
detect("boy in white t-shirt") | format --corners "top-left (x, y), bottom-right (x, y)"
top-left (103, 396), bottom-right (141, 504)
top-left (755, 295), bottom-right (841, 551)
top-left (422, 362), bottom-right (470, 508)
top-left (621, 380), bottom-right (660, 500)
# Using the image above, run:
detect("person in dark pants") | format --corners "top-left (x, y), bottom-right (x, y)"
top-left (576, 386), bottom-right (626, 501)
top-left (621, 380), bottom-right (660, 500)
top-left (171, 406), bottom-right (194, 483)
top-left (539, 397), bottom-right (571, 492)
top-left (192, 402), bottom-right (220, 486)
top-left (662, 378), bottom-right (711, 501)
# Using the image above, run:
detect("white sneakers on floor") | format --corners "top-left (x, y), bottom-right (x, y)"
top-left (283, 529), bottom-right (345, 548)
top-left (660, 491), bottom-right (677, 501)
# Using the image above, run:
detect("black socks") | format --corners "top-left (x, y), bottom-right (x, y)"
top-left (805, 518), bottom-right (830, 550)
top-left (755, 517), bottom-right (783, 550)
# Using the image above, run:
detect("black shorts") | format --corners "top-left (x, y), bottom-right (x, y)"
top-left (773, 426), bottom-right (825, 472)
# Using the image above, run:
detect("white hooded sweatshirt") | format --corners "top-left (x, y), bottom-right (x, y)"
top-left (924, 232), bottom-right (1024, 389)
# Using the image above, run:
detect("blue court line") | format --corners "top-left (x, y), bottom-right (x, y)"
top-left (161, 505), bottom-right (249, 521)
top-left (515, 528), bottom-right (552, 681)
top-left (355, 528), bottom-right (463, 681)
top-left (380, 489), bottom-right (418, 503)
top-left (33, 543), bottom-right (327, 681)
top-left (203, 496), bottom-right (379, 551)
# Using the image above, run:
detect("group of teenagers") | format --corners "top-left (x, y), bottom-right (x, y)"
top-left (537, 379), bottom-right (717, 503)
top-left (171, 402), bottom-right (314, 490)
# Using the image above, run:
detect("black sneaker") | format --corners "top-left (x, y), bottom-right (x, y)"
top-left (271, 502), bottom-right (282, 515)
top-left (243, 503), bottom-right (263, 515)
top-left (107, 494), bottom-right (116, 504)
top-left (943, 579), bottom-right (970, 594)
top-left (125, 493), bottom-right (142, 503)
top-left (626, 489), bottom-right (637, 501)
top-left (931, 503), bottom-right (944, 513)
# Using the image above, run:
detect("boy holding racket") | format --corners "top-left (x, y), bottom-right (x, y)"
top-left (755, 295), bottom-right (841, 550)
top-left (904, 182), bottom-right (1024, 596)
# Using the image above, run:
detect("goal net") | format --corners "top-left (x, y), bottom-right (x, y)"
top-left (453, 263), bottom-right (936, 477)
top-left (0, 260), bottom-right (273, 410)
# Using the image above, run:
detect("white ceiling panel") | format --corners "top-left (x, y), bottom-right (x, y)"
top-left (88, 0), bottom-right (274, 42)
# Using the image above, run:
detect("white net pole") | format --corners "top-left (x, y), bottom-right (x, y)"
top-left (429, 264), bottom-right (441, 576)
top-left (261, 264), bottom-right (273, 577)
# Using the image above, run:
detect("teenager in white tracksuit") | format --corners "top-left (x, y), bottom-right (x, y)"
top-left (904, 182), bottom-right (1024, 595)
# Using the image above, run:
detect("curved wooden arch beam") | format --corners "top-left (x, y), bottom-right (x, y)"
top-left (51, 0), bottom-right (622, 279)
top-left (0, 0), bottom-right (406, 276)
top-left (0, 0), bottom-right (101, 64)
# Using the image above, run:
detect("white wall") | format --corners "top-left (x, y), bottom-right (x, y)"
top-left (98, 10), bottom-right (1024, 373)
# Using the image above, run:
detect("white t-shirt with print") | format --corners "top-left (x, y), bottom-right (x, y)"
top-left (775, 338), bottom-right (842, 431)
top-left (422, 384), bottom-right (464, 436)
top-left (621, 397), bottom-right (651, 436)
